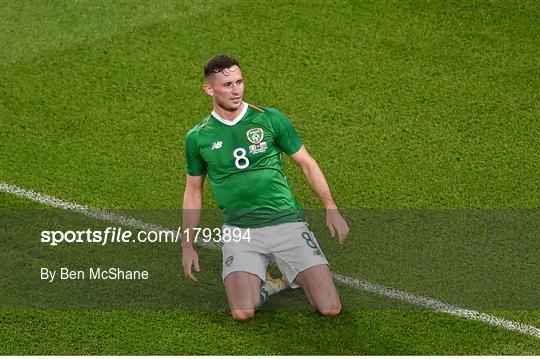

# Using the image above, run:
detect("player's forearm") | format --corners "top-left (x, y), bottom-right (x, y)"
top-left (300, 159), bottom-right (338, 210)
top-left (182, 189), bottom-right (202, 248)
top-left (182, 209), bottom-right (201, 247)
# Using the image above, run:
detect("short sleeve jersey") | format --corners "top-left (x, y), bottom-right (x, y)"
top-left (185, 103), bottom-right (305, 228)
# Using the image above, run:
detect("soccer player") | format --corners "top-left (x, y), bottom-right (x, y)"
top-left (181, 55), bottom-right (349, 321)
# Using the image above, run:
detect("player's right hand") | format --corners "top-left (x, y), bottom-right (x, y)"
top-left (181, 245), bottom-right (200, 282)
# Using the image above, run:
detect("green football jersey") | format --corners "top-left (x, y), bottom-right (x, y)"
top-left (185, 102), bottom-right (305, 228)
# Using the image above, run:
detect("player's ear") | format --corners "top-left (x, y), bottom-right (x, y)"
top-left (203, 82), bottom-right (214, 97)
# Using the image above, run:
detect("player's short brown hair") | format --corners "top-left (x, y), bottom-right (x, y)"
top-left (204, 54), bottom-right (240, 79)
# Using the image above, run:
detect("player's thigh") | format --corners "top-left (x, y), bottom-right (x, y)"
top-left (221, 227), bottom-right (268, 312)
top-left (223, 271), bottom-right (262, 310)
top-left (221, 224), bottom-right (268, 284)
top-left (271, 222), bottom-right (329, 288)
top-left (295, 264), bottom-right (341, 313)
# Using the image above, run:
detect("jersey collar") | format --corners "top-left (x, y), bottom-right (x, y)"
top-left (212, 101), bottom-right (248, 126)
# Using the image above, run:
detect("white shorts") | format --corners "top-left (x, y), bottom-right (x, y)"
top-left (221, 221), bottom-right (329, 289)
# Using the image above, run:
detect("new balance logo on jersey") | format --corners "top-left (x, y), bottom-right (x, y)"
top-left (211, 141), bottom-right (223, 150)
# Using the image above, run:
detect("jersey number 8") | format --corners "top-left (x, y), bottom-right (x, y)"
top-left (233, 148), bottom-right (249, 169)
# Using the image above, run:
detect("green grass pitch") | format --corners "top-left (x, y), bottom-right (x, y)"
top-left (1, 0), bottom-right (539, 355)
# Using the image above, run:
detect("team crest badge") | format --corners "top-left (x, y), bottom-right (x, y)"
top-left (246, 128), bottom-right (264, 144)
top-left (225, 255), bottom-right (234, 267)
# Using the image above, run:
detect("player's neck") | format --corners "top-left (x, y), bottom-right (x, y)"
top-left (213, 102), bottom-right (246, 122)
top-left (212, 102), bottom-right (248, 124)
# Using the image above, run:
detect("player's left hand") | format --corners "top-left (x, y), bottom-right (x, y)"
top-left (326, 209), bottom-right (349, 244)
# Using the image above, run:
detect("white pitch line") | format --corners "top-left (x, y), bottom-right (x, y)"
top-left (0, 182), bottom-right (165, 232)
top-left (1, 181), bottom-right (539, 339)
top-left (333, 274), bottom-right (540, 339)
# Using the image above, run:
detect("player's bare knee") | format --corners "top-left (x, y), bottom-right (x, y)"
top-left (231, 309), bottom-right (255, 322)
top-left (318, 306), bottom-right (341, 317)
top-left (318, 299), bottom-right (342, 317)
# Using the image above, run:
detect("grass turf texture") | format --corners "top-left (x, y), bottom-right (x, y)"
top-left (1, 309), bottom-right (539, 355)
top-left (1, 0), bottom-right (539, 355)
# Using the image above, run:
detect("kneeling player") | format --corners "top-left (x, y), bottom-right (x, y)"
top-left (181, 55), bottom-right (349, 321)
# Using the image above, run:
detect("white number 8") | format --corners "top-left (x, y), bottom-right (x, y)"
top-left (233, 148), bottom-right (249, 169)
